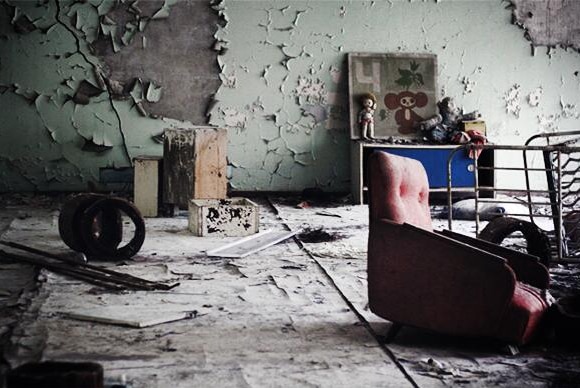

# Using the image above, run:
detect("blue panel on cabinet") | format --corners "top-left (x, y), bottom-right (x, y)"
top-left (377, 148), bottom-right (475, 188)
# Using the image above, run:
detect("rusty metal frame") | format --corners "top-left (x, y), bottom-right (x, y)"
top-left (446, 131), bottom-right (580, 263)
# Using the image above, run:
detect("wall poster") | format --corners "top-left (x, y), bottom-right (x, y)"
top-left (348, 52), bottom-right (438, 140)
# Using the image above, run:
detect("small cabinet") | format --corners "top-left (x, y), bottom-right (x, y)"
top-left (351, 141), bottom-right (494, 204)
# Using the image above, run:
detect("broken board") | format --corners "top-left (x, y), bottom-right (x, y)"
top-left (206, 229), bottom-right (299, 258)
top-left (61, 307), bottom-right (193, 328)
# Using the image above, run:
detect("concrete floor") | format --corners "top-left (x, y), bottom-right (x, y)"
top-left (1, 195), bottom-right (580, 387)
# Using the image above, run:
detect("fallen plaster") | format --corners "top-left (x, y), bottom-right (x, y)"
top-left (511, 0), bottom-right (580, 52)
top-left (1, 198), bottom-right (417, 387)
top-left (3, 195), bottom-right (580, 385)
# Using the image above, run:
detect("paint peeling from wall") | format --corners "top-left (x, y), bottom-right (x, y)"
top-left (294, 77), bottom-right (328, 105)
top-left (528, 87), bottom-right (543, 107)
top-left (0, 0), bottom-right (219, 192)
top-left (511, 0), bottom-right (580, 53)
top-left (461, 76), bottom-right (475, 95)
top-left (537, 100), bottom-right (580, 132)
top-left (221, 107), bottom-right (247, 130)
top-left (3, 0), bottom-right (580, 193)
top-left (204, 0), bottom-right (580, 192)
top-left (220, 71), bottom-right (238, 89)
top-left (504, 84), bottom-right (522, 117)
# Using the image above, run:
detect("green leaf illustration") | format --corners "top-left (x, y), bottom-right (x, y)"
top-left (395, 61), bottom-right (425, 90)
top-left (415, 73), bottom-right (424, 86)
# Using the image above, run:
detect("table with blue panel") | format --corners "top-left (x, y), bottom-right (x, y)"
top-left (351, 142), bottom-right (494, 204)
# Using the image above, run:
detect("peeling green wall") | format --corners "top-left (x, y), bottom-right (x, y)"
top-left (0, 0), bottom-right (217, 192)
top-left (210, 0), bottom-right (580, 192)
top-left (1, 0), bottom-right (580, 192)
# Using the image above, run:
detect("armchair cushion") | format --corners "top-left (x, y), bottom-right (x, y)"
top-left (368, 151), bottom-right (432, 230)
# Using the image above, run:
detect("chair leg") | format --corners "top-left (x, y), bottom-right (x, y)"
top-left (380, 323), bottom-right (402, 344)
top-left (503, 344), bottom-right (520, 356)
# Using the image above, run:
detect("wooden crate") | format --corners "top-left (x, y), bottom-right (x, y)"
top-left (133, 156), bottom-right (162, 217)
top-left (189, 198), bottom-right (259, 237)
top-left (163, 127), bottom-right (227, 209)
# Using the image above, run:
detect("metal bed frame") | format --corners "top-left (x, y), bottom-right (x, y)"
top-left (446, 130), bottom-right (580, 263)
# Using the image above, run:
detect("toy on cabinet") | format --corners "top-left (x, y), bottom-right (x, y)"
top-left (358, 93), bottom-right (377, 139)
top-left (416, 97), bottom-right (483, 144)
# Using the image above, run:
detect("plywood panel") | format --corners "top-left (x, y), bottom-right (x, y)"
top-left (134, 156), bottom-right (161, 217)
top-left (193, 127), bottom-right (227, 199)
top-left (163, 127), bottom-right (227, 208)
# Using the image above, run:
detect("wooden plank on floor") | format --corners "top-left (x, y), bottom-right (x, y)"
top-left (206, 229), bottom-right (300, 258)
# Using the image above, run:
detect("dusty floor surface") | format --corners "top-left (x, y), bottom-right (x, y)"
top-left (0, 194), bottom-right (579, 387)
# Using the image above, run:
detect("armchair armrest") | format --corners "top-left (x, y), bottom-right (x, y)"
top-left (437, 229), bottom-right (549, 289)
top-left (368, 219), bottom-right (516, 337)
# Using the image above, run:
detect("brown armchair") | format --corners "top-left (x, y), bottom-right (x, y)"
top-left (367, 151), bottom-right (550, 345)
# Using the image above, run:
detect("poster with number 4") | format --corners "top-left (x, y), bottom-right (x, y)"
top-left (348, 52), bottom-right (438, 140)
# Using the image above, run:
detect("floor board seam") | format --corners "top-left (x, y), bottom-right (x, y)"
top-left (266, 197), bottom-right (420, 388)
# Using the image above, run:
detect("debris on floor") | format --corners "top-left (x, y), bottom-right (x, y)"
top-left (0, 241), bottom-right (177, 291)
top-left (61, 307), bottom-right (197, 328)
top-left (297, 228), bottom-right (345, 243)
top-left (189, 198), bottom-right (259, 237)
top-left (6, 361), bottom-right (104, 388)
top-left (206, 229), bottom-right (299, 258)
top-left (449, 196), bottom-right (531, 221)
top-left (1, 194), bottom-right (580, 387)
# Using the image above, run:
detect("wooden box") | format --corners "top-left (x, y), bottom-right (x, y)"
top-left (188, 198), bottom-right (259, 237)
top-left (163, 127), bottom-right (227, 209)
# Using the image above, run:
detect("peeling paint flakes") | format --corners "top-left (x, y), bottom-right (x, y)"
top-left (258, 8), bottom-right (273, 33)
top-left (100, 23), bottom-right (120, 53)
top-left (294, 76), bottom-right (327, 105)
top-left (261, 65), bottom-right (271, 86)
top-left (528, 87), bottom-right (543, 107)
top-left (504, 84), bottom-right (522, 117)
top-left (151, 3), bottom-right (171, 20)
top-left (129, 79), bottom-right (144, 103)
top-left (292, 10), bottom-right (306, 26)
top-left (145, 82), bottom-right (162, 103)
top-left (121, 22), bottom-right (138, 46)
top-left (220, 71), bottom-right (238, 89)
top-left (247, 98), bottom-right (265, 116)
top-left (461, 76), bottom-right (475, 95)
top-left (222, 107), bottom-right (247, 129)
top-left (561, 99), bottom-right (580, 119)
top-left (538, 114), bottom-right (558, 132)
top-left (96, 0), bottom-right (114, 16)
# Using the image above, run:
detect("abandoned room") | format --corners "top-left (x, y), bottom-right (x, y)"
top-left (2, 0), bottom-right (580, 386)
